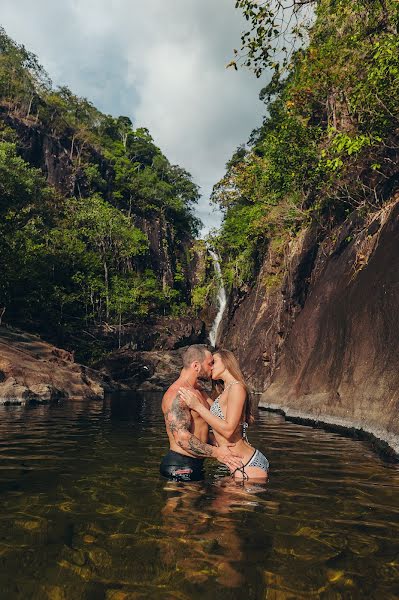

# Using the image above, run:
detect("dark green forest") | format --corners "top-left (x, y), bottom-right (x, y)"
top-left (1, 0), bottom-right (398, 359)
top-left (208, 0), bottom-right (399, 292)
top-left (0, 27), bottom-right (201, 359)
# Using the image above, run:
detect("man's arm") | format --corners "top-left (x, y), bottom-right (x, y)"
top-left (165, 395), bottom-right (243, 470)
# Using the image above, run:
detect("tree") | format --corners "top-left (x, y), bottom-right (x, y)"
top-left (231, 0), bottom-right (315, 77)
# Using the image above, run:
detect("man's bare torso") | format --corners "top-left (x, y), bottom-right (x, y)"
top-left (162, 378), bottom-right (209, 457)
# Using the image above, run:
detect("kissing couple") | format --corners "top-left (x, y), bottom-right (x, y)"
top-left (160, 344), bottom-right (269, 482)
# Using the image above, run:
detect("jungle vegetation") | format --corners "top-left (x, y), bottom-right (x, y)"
top-left (0, 27), bottom-right (200, 357)
top-left (210, 0), bottom-right (399, 290)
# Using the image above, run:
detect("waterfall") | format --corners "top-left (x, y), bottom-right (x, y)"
top-left (208, 249), bottom-right (227, 347)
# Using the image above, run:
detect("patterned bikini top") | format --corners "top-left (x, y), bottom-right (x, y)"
top-left (210, 381), bottom-right (249, 441)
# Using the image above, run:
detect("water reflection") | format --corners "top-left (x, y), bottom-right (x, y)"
top-left (161, 478), bottom-right (269, 588)
top-left (0, 394), bottom-right (397, 599)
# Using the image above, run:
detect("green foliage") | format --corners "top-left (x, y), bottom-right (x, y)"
top-left (191, 285), bottom-right (210, 311)
top-left (0, 142), bottom-right (192, 334)
top-left (0, 27), bottom-right (203, 355)
top-left (230, 0), bottom-right (315, 77)
top-left (263, 273), bottom-right (283, 291)
top-left (216, 0), bottom-right (399, 288)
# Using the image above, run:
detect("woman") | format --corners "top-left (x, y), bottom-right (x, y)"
top-left (179, 349), bottom-right (269, 480)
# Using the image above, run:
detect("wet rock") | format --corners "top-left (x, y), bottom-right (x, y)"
top-left (91, 315), bottom-right (206, 354)
top-left (42, 586), bottom-right (67, 600)
top-left (61, 545), bottom-right (86, 567)
top-left (87, 546), bottom-right (112, 569)
top-left (219, 194), bottom-right (399, 455)
top-left (96, 348), bottom-right (191, 391)
top-left (0, 326), bottom-right (111, 403)
top-left (106, 592), bottom-right (144, 600)
top-left (260, 198), bottom-right (399, 455)
top-left (0, 377), bottom-right (30, 403)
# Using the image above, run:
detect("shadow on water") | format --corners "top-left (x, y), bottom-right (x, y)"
top-left (0, 392), bottom-right (398, 599)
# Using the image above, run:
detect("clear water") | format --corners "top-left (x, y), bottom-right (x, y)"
top-left (0, 392), bottom-right (398, 600)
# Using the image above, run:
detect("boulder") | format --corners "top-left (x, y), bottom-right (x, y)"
top-left (0, 326), bottom-right (112, 404)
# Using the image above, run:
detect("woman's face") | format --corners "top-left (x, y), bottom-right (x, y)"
top-left (211, 353), bottom-right (226, 380)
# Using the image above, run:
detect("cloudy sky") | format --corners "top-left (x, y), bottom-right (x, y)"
top-left (1, 0), bottom-right (270, 234)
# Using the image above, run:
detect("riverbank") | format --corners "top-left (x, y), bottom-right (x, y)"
top-left (258, 402), bottom-right (399, 461)
top-left (0, 326), bottom-right (111, 404)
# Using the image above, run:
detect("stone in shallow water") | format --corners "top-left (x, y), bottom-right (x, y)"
top-left (273, 533), bottom-right (341, 562)
top-left (326, 568), bottom-right (345, 583)
top-left (96, 504), bottom-right (124, 515)
top-left (61, 545), bottom-right (86, 567)
top-left (88, 546), bottom-right (113, 569)
top-left (42, 585), bottom-right (67, 600)
top-left (294, 526), bottom-right (346, 552)
top-left (348, 534), bottom-right (379, 556)
top-left (58, 559), bottom-right (93, 582)
top-left (105, 590), bottom-right (145, 600)
top-left (15, 519), bottom-right (41, 531)
top-left (264, 571), bottom-right (304, 599)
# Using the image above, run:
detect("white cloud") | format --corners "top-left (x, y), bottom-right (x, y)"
top-left (1, 0), bottom-right (270, 233)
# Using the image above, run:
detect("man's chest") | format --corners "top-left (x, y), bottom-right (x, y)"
top-left (189, 397), bottom-right (209, 431)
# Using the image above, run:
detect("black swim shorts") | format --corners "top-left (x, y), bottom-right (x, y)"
top-left (160, 450), bottom-right (205, 482)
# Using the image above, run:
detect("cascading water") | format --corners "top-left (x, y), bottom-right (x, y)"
top-left (208, 249), bottom-right (227, 347)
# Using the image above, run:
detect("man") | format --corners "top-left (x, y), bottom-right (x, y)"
top-left (160, 344), bottom-right (243, 481)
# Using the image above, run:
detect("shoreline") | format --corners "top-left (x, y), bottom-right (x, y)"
top-left (258, 403), bottom-right (399, 463)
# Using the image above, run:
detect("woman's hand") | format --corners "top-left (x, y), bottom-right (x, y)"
top-left (178, 387), bottom-right (202, 411)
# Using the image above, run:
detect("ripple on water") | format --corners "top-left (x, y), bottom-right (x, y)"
top-left (0, 396), bottom-right (398, 600)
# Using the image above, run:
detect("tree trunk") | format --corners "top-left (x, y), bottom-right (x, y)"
top-left (118, 305), bottom-right (122, 349)
top-left (26, 95), bottom-right (33, 118)
top-left (103, 258), bottom-right (109, 320)
top-left (70, 134), bottom-right (75, 160)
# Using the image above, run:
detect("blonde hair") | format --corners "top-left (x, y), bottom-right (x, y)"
top-left (211, 349), bottom-right (254, 425)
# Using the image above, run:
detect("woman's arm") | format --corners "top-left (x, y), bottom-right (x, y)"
top-left (179, 385), bottom-right (246, 439)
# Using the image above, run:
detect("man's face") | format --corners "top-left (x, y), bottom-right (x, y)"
top-left (198, 351), bottom-right (214, 380)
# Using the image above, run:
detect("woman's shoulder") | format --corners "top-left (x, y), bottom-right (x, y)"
top-left (227, 381), bottom-right (246, 397)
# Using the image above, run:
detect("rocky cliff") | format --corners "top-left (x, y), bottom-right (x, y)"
top-left (0, 326), bottom-right (109, 403)
top-left (220, 195), bottom-right (399, 454)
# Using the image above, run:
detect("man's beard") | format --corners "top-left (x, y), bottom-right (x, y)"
top-left (198, 366), bottom-right (211, 380)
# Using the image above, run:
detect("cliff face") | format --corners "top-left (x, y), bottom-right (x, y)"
top-left (219, 225), bottom-right (318, 389)
top-left (220, 196), bottom-right (399, 453)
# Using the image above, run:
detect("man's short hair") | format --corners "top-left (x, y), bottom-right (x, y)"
top-left (182, 344), bottom-right (210, 367)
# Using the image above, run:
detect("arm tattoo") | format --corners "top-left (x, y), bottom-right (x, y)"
top-left (187, 435), bottom-right (213, 457)
top-left (165, 395), bottom-right (214, 458)
top-left (165, 395), bottom-right (191, 434)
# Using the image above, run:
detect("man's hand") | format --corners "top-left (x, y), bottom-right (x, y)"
top-left (178, 387), bottom-right (201, 410)
top-left (213, 445), bottom-right (243, 472)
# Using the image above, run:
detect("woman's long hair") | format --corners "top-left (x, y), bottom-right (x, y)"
top-left (211, 349), bottom-right (254, 425)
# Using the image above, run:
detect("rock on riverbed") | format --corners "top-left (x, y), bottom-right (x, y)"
top-left (0, 326), bottom-right (110, 404)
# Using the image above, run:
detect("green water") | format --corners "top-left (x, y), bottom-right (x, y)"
top-left (0, 392), bottom-right (398, 600)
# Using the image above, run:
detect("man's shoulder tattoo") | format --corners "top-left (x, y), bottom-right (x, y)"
top-left (165, 395), bottom-right (191, 433)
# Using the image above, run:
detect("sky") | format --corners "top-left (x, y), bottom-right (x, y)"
top-left (1, 0), bottom-right (270, 234)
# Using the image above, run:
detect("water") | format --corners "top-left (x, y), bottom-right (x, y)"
top-left (208, 249), bottom-right (227, 347)
top-left (0, 393), bottom-right (398, 600)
